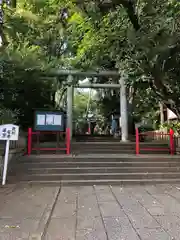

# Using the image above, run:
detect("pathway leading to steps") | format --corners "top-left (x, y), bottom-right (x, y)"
top-left (0, 184), bottom-right (180, 239)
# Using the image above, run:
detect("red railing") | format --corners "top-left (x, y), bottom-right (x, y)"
top-left (136, 128), bottom-right (174, 155)
top-left (27, 128), bottom-right (70, 155)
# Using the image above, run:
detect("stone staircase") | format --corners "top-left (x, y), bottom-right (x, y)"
top-left (74, 134), bottom-right (120, 142)
top-left (7, 135), bottom-right (178, 185)
top-left (31, 141), bottom-right (171, 155)
top-left (8, 154), bottom-right (180, 185)
top-left (71, 142), bottom-right (171, 154)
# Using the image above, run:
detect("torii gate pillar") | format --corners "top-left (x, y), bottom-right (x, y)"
top-left (120, 73), bottom-right (128, 142)
top-left (67, 75), bottom-right (73, 140)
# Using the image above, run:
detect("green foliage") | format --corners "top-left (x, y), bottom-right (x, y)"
top-left (73, 90), bottom-right (97, 121)
top-left (2, 0), bottom-right (180, 130)
top-left (0, 106), bottom-right (18, 124)
top-left (160, 121), bottom-right (180, 134)
top-left (73, 91), bottom-right (89, 120)
top-left (3, 0), bottom-right (65, 70)
top-left (73, 90), bottom-right (101, 132)
top-left (138, 125), bottom-right (155, 133)
top-left (0, 0), bottom-right (67, 128)
top-left (65, 0), bottom-right (180, 120)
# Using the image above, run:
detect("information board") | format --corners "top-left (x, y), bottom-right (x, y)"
top-left (0, 124), bottom-right (19, 141)
top-left (34, 111), bottom-right (65, 131)
top-left (0, 124), bottom-right (19, 185)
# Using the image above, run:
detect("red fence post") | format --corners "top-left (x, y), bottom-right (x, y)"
top-left (136, 128), bottom-right (140, 155)
top-left (170, 128), bottom-right (174, 155)
top-left (66, 128), bottom-right (70, 155)
top-left (27, 128), bottom-right (32, 155)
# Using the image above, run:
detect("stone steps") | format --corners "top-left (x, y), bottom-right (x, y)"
top-left (71, 142), bottom-right (170, 154)
top-left (59, 178), bottom-right (180, 186)
top-left (14, 178), bottom-right (180, 186)
top-left (11, 171), bottom-right (180, 181)
top-left (17, 156), bottom-right (176, 162)
top-left (8, 173), bottom-right (180, 185)
top-left (31, 141), bottom-right (171, 154)
top-left (74, 135), bottom-right (120, 141)
top-left (11, 166), bottom-right (180, 174)
top-left (10, 161), bottom-right (180, 169)
top-left (8, 154), bottom-right (180, 185)
top-left (71, 149), bottom-right (170, 154)
top-left (6, 137), bottom-right (177, 185)
top-left (16, 154), bottom-right (178, 162)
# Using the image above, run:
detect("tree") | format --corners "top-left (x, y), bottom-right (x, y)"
top-left (74, 91), bottom-right (89, 120)
top-left (73, 89), bottom-right (100, 133)
top-left (0, 0), bottom-right (67, 128)
top-left (64, 0), bottom-right (180, 120)
top-left (2, 0), bottom-right (179, 129)
top-left (73, 89), bottom-right (97, 120)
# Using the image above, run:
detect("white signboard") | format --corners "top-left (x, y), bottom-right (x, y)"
top-left (167, 109), bottom-right (177, 120)
top-left (0, 124), bottom-right (19, 141)
top-left (0, 124), bottom-right (19, 185)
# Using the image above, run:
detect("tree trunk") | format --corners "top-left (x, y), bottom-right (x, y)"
top-left (159, 102), bottom-right (164, 125)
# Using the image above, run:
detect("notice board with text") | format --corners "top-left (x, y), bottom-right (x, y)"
top-left (34, 111), bottom-right (65, 131)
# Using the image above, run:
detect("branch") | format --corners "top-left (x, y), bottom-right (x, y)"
top-left (0, 24), bottom-right (8, 48)
top-left (73, 0), bottom-right (140, 30)
top-left (120, 0), bottom-right (140, 31)
top-left (148, 76), bottom-right (180, 117)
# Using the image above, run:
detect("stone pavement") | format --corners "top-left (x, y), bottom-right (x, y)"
top-left (1, 184), bottom-right (180, 239)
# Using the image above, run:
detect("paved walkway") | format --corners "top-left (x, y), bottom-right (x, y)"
top-left (1, 184), bottom-right (180, 239)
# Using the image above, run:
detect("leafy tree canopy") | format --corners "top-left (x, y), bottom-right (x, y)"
top-left (1, 0), bottom-right (180, 129)
top-left (65, 0), bottom-right (180, 119)
top-left (0, 0), bottom-right (67, 128)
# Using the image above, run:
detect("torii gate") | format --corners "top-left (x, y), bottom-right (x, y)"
top-left (47, 69), bottom-right (128, 142)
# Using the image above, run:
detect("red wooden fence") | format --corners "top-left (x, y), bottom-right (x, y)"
top-left (136, 128), bottom-right (174, 155)
top-left (27, 128), bottom-right (70, 155)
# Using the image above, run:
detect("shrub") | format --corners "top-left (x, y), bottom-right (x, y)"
top-left (160, 121), bottom-right (180, 135)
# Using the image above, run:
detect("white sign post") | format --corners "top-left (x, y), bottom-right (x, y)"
top-left (0, 124), bottom-right (19, 185)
